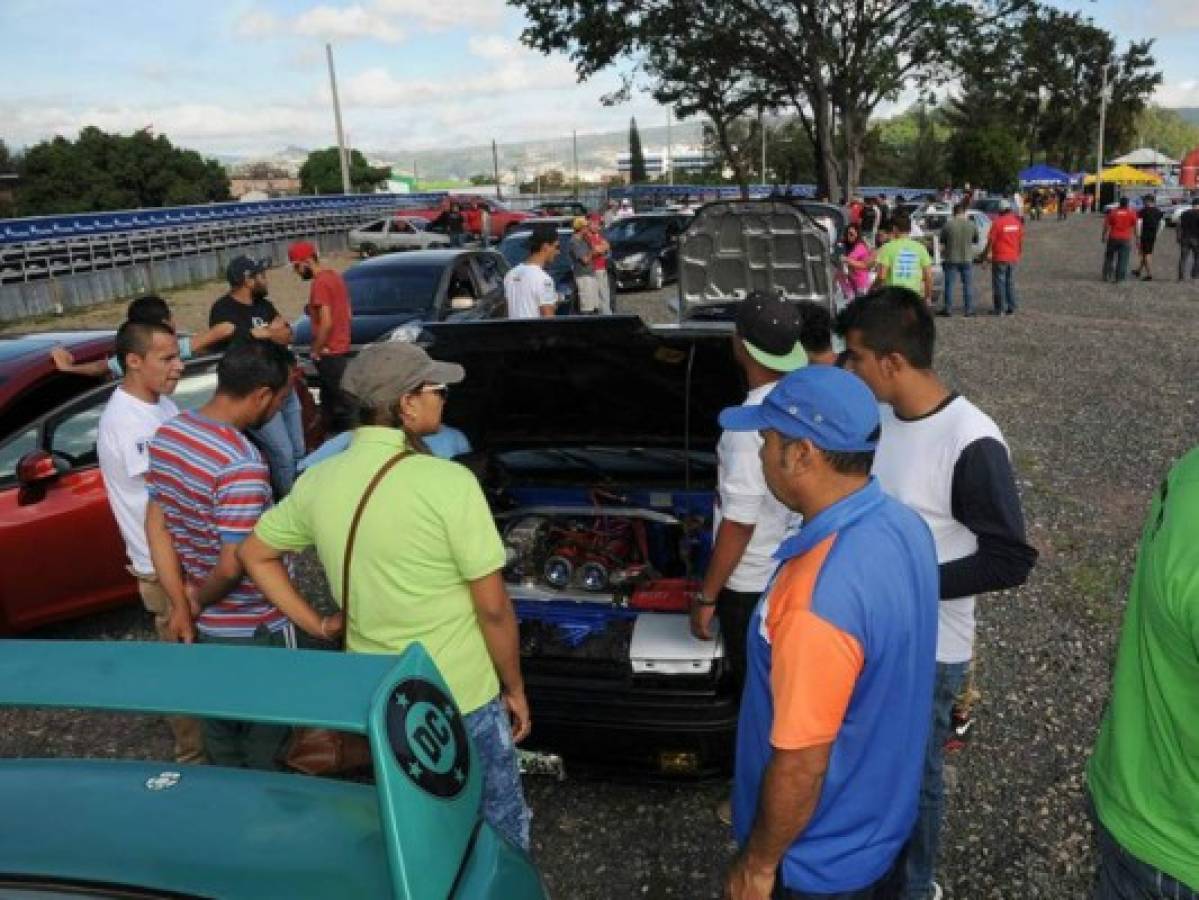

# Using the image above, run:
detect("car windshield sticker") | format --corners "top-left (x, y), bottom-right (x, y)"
top-left (145, 771), bottom-right (181, 791)
top-left (386, 678), bottom-right (469, 799)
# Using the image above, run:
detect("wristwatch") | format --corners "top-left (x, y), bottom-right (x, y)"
top-left (693, 591), bottom-right (718, 608)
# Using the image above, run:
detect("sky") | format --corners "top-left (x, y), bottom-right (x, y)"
top-left (1, 0), bottom-right (1196, 159)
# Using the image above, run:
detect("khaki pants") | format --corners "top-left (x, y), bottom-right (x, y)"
top-left (131, 570), bottom-right (208, 765)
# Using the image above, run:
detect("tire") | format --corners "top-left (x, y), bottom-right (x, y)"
top-left (361, 243), bottom-right (378, 258)
top-left (648, 260), bottom-right (664, 291)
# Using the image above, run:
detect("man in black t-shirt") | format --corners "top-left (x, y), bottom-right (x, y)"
top-left (1178, 197), bottom-right (1199, 282)
top-left (209, 257), bottom-right (302, 496)
top-left (1133, 196), bottom-right (1165, 281)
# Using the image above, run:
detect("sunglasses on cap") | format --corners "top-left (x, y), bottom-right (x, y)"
top-left (416, 383), bottom-right (449, 400)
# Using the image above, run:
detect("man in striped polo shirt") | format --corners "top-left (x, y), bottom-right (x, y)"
top-left (146, 339), bottom-right (297, 769)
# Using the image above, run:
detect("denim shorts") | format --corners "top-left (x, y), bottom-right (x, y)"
top-left (464, 696), bottom-right (531, 851)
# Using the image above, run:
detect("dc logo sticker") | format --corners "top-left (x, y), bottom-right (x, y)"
top-left (385, 679), bottom-right (469, 798)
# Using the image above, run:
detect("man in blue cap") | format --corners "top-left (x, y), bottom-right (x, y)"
top-left (721, 365), bottom-right (940, 900)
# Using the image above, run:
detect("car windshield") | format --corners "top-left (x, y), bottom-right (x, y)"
top-left (346, 265), bottom-right (442, 313)
top-left (605, 218), bottom-right (668, 243)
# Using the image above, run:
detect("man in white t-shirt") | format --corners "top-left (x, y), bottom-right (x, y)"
top-left (836, 287), bottom-right (1037, 900)
top-left (503, 225), bottom-right (560, 319)
top-left (97, 320), bottom-right (205, 764)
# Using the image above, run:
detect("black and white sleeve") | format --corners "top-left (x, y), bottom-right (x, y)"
top-left (940, 437), bottom-right (1039, 599)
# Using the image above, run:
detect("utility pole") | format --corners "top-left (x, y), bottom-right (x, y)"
top-left (572, 129), bottom-right (579, 199)
top-left (1095, 62), bottom-right (1114, 212)
top-left (667, 109), bottom-right (674, 187)
top-left (326, 43), bottom-right (351, 196)
top-left (492, 140), bottom-right (502, 200)
top-left (760, 106), bottom-right (767, 186)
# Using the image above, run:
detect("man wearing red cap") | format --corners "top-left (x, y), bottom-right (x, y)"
top-left (288, 241), bottom-right (352, 430)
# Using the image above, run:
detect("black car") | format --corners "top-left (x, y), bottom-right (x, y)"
top-left (606, 213), bottom-right (691, 291)
top-left (292, 248), bottom-right (509, 347)
top-left (415, 315), bottom-right (743, 775)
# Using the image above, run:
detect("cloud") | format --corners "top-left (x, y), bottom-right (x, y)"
top-left (372, 0), bottom-right (504, 31)
top-left (1155, 80), bottom-right (1199, 108)
top-left (340, 53), bottom-right (577, 107)
top-left (1147, 0), bottom-right (1199, 30)
top-left (467, 35), bottom-right (513, 62)
top-left (294, 4), bottom-right (404, 43)
top-left (234, 10), bottom-right (284, 38)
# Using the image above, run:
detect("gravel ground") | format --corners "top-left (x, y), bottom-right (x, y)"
top-left (3, 217), bottom-right (1198, 898)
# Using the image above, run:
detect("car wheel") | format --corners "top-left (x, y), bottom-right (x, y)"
top-left (648, 260), bottom-right (664, 291)
top-left (361, 243), bottom-right (378, 258)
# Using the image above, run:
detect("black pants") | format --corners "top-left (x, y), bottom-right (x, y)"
top-left (315, 354), bottom-right (352, 432)
top-left (774, 851), bottom-right (906, 899)
top-left (717, 588), bottom-right (761, 698)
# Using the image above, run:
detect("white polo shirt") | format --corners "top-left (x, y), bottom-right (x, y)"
top-left (97, 386), bottom-right (179, 574)
top-left (714, 383), bottom-right (801, 593)
top-left (504, 263), bottom-right (556, 319)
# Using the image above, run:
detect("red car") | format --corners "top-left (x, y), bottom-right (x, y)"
top-left (397, 195), bottom-right (532, 239)
top-left (0, 334), bottom-right (219, 633)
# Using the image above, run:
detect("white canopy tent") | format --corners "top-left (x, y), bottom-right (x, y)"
top-left (1109, 148), bottom-right (1179, 167)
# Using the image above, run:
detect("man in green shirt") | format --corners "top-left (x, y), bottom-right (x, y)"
top-left (239, 342), bottom-right (531, 850)
top-left (938, 203), bottom-right (979, 317)
top-left (1087, 446), bottom-right (1199, 898)
top-left (874, 211), bottom-right (934, 303)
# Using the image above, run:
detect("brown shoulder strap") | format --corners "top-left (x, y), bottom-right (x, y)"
top-left (340, 449), bottom-right (412, 648)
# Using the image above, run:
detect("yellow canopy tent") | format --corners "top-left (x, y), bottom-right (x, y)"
top-left (1084, 164), bottom-right (1163, 186)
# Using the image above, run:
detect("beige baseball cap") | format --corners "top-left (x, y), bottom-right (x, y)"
top-left (341, 343), bottom-right (464, 407)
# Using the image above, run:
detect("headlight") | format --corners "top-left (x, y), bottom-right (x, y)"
top-left (384, 323), bottom-right (423, 343)
top-left (617, 252), bottom-right (647, 270)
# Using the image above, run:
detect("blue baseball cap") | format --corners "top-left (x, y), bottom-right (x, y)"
top-left (718, 366), bottom-right (880, 452)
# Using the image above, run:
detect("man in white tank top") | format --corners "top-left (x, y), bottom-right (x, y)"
top-left (836, 287), bottom-right (1037, 900)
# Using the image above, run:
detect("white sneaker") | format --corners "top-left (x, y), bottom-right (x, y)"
top-left (931, 882), bottom-right (944, 900)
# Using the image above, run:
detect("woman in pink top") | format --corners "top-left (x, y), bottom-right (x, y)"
top-left (841, 223), bottom-right (875, 297)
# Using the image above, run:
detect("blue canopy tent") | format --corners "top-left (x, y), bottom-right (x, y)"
top-left (1019, 164), bottom-right (1071, 187)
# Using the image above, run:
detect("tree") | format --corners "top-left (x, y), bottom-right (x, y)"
top-left (0, 139), bottom-right (15, 218)
top-left (298, 148), bottom-right (390, 195)
top-left (468, 173), bottom-right (494, 186)
top-left (13, 126), bottom-right (230, 216)
top-left (1133, 106), bottom-right (1199, 160)
top-left (946, 125), bottom-right (1024, 191)
top-left (237, 161), bottom-right (290, 180)
top-left (905, 104), bottom-right (946, 190)
top-left (628, 117), bottom-right (648, 184)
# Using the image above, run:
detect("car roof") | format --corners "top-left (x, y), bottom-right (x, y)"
top-left (0, 331), bottom-right (117, 427)
top-left (349, 248), bottom-right (484, 271)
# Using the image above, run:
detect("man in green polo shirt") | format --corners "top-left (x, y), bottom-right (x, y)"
top-left (1087, 445), bottom-right (1199, 898)
top-left (875, 210), bottom-right (934, 303)
top-left (238, 342), bottom-right (531, 851)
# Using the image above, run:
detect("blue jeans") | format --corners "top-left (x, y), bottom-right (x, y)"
top-left (464, 696), bottom-right (531, 851)
top-left (1092, 809), bottom-right (1198, 899)
top-left (252, 387), bottom-right (305, 497)
top-left (942, 263), bottom-right (974, 314)
top-left (902, 661), bottom-right (969, 899)
top-left (991, 262), bottom-right (1018, 313)
top-left (1104, 240), bottom-right (1132, 282)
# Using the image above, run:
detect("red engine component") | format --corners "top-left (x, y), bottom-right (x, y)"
top-left (542, 519), bottom-right (649, 592)
top-left (629, 578), bottom-right (700, 613)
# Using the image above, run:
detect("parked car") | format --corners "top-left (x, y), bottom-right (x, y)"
top-left (970, 196), bottom-right (1008, 220)
top-left (292, 249), bottom-right (510, 348)
top-left (0, 359), bottom-right (218, 633)
top-left (496, 227), bottom-right (578, 314)
top-left (527, 201), bottom-right (591, 219)
top-left (397, 195), bottom-right (533, 240)
top-left (605, 213), bottom-right (691, 291)
top-left (0, 331), bottom-right (116, 438)
top-left (348, 216), bottom-right (452, 256)
top-left (0, 639), bottom-right (546, 898)
top-left (912, 208), bottom-right (991, 259)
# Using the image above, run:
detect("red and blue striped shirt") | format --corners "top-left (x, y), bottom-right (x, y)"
top-left (147, 410), bottom-right (285, 638)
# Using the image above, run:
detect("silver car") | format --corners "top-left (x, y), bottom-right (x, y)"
top-left (348, 216), bottom-right (452, 256)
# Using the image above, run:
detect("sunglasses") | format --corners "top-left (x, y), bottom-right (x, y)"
top-left (418, 384), bottom-right (449, 400)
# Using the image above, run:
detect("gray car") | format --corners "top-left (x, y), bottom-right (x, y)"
top-left (348, 216), bottom-right (452, 256)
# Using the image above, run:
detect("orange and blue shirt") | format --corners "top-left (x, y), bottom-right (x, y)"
top-left (147, 410), bottom-right (285, 639)
top-left (732, 478), bottom-right (939, 894)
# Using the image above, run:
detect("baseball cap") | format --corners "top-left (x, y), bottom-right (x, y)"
top-left (226, 255), bottom-right (269, 286)
top-left (735, 292), bottom-right (808, 373)
top-left (287, 240), bottom-right (318, 264)
top-left (718, 365), bottom-right (880, 453)
top-left (341, 343), bottom-right (465, 408)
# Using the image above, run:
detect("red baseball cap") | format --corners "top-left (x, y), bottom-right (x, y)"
top-left (287, 240), bottom-right (317, 264)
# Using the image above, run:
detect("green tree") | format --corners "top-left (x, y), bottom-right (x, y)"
top-left (0, 139), bottom-right (15, 218)
top-left (13, 126), bottom-right (230, 216)
top-left (628, 117), bottom-right (648, 183)
top-left (299, 148), bottom-right (390, 195)
top-left (1132, 106), bottom-right (1199, 160)
top-left (468, 173), bottom-right (494, 186)
top-left (947, 125), bottom-right (1024, 191)
top-left (905, 104), bottom-right (946, 189)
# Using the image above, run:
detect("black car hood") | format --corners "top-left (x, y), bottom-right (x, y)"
top-left (418, 316), bottom-right (741, 451)
top-left (609, 238), bottom-right (663, 255)
top-left (292, 312), bottom-right (425, 348)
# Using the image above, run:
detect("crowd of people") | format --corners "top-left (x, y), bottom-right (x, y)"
top-left (55, 197), bottom-right (1197, 899)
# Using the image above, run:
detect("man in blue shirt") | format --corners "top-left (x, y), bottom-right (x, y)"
top-left (720, 366), bottom-right (939, 900)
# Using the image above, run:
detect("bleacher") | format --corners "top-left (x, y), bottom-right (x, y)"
top-left (0, 193), bottom-right (446, 284)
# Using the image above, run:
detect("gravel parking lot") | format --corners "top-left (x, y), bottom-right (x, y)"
top-left (3, 218), bottom-right (1197, 898)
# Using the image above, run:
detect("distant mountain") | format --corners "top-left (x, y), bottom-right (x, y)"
top-left (1176, 108), bottom-right (1199, 126)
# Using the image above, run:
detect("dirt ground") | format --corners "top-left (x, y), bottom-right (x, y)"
top-left (3, 217), bottom-right (1199, 898)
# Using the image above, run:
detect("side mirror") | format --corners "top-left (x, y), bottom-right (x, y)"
top-left (17, 450), bottom-right (63, 487)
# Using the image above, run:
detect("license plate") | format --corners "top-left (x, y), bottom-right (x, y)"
top-left (518, 749), bottom-right (567, 781)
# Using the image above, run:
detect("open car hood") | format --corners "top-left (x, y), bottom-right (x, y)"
top-left (677, 200), bottom-right (845, 320)
top-left (418, 316), bottom-right (742, 451)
